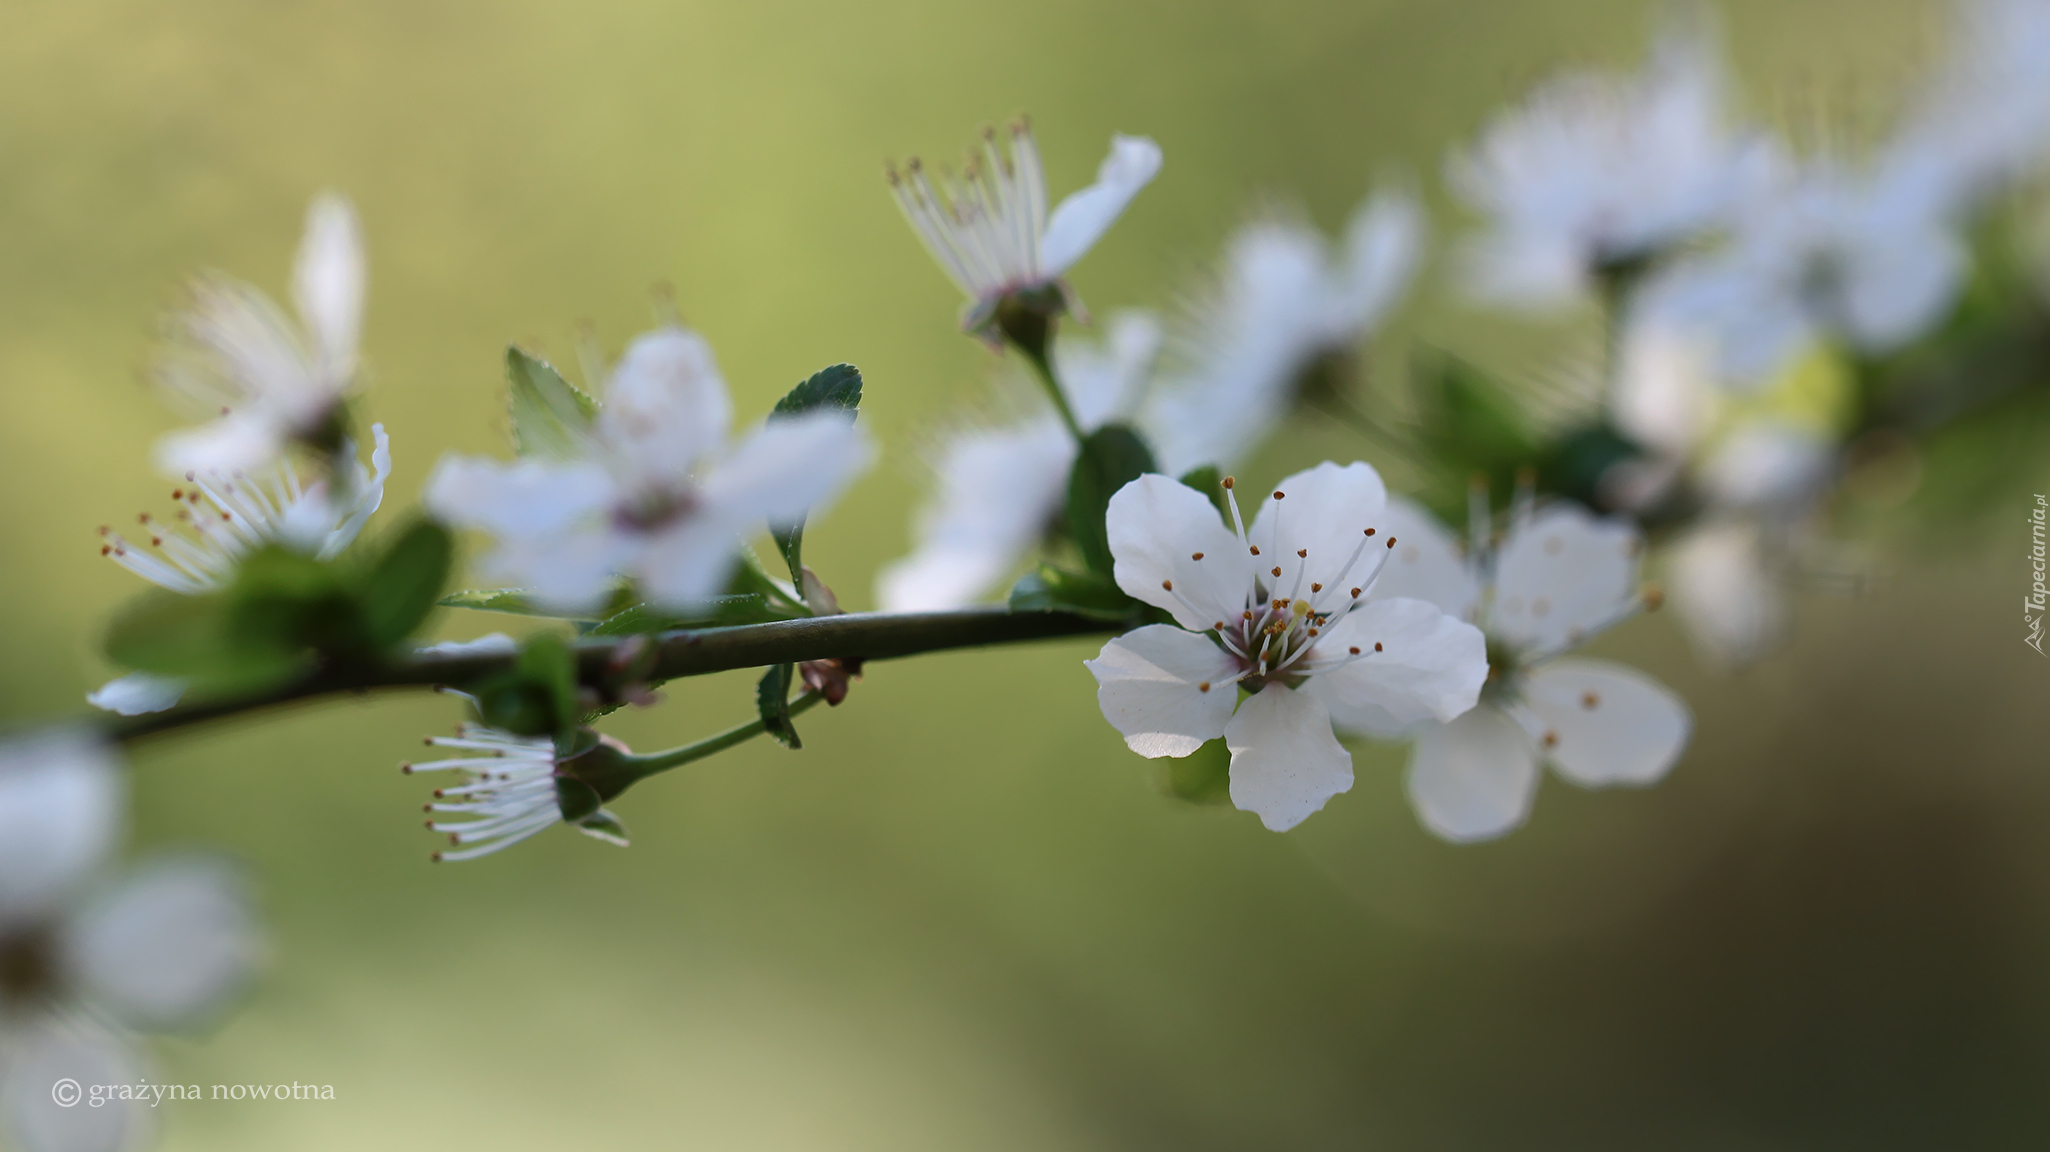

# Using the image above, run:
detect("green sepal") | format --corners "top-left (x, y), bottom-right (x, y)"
top-left (766, 363), bottom-right (863, 586)
top-left (552, 777), bottom-right (603, 824)
top-left (506, 346), bottom-right (598, 461)
top-left (1176, 465), bottom-right (1231, 522)
top-left (1065, 423), bottom-right (1157, 577)
top-left (575, 809), bottom-right (631, 847)
top-left (756, 664), bottom-right (800, 749)
top-left (358, 520), bottom-right (454, 649)
top-left (1157, 738), bottom-right (1233, 806)
top-left (1008, 564), bottom-right (1139, 621)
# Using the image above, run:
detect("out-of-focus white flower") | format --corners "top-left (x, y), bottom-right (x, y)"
top-left (0, 731), bottom-right (263, 1152)
top-left (1451, 29), bottom-right (1763, 309)
top-left (890, 122), bottom-right (1161, 329)
top-left (1146, 189), bottom-right (1424, 475)
top-left (1886, 0), bottom-right (2050, 215)
top-left (403, 724), bottom-right (629, 862)
top-left (154, 194), bottom-right (365, 476)
top-left (1083, 464), bottom-right (1488, 832)
top-left (1639, 159), bottom-right (1967, 387)
top-left (876, 312), bottom-right (1161, 611)
top-left (425, 326), bottom-right (872, 614)
top-left (91, 425), bottom-right (391, 717)
top-left (101, 425), bottom-right (391, 597)
top-left (1607, 315), bottom-right (1850, 665)
top-left (1355, 498), bottom-right (1690, 842)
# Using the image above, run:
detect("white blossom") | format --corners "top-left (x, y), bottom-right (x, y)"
top-left (1451, 28), bottom-right (1764, 309)
top-left (100, 425), bottom-right (391, 597)
top-left (1083, 464), bottom-right (1488, 832)
top-left (91, 425), bottom-right (391, 717)
top-left (1637, 156), bottom-right (1967, 387)
top-left (1146, 189), bottom-right (1424, 475)
top-left (0, 731), bottom-right (262, 1152)
top-left (1359, 497), bottom-right (1690, 842)
top-left (154, 193), bottom-right (365, 476)
top-left (403, 723), bottom-right (628, 862)
top-left (890, 122), bottom-right (1161, 327)
top-left (875, 312), bottom-right (1161, 611)
top-left (425, 326), bottom-right (872, 614)
top-left (1606, 316), bottom-right (1846, 664)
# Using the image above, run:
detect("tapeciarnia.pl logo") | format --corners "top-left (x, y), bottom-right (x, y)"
top-left (2029, 494), bottom-right (2047, 656)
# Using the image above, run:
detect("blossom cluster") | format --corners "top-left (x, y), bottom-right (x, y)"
top-left (1, 1), bottom-right (2046, 1146)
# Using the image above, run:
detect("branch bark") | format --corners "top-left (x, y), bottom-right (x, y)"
top-left (106, 607), bottom-right (1120, 745)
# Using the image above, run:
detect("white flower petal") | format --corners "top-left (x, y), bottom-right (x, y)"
top-left (1521, 659), bottom-right (1692, 787)
top-left (1105, 474), bottom-right (1251, 630)
top-left (85, 674), bottom-right (186, 717)
top-left (154, 412), bottom-right (289, 478)
top-left (1489, 502), bottom-right (1640, 655)
top-left (1084, 625), bottom-right (1240, 758)
top-left (1223, 684), bottom-right (1352, 832)
top-left (0, 731), bottom-right (121, 924)
top-left (597, 326), bottom-right (732, 487)
top-left (1405, 705), bottom-right (1540, 843)
top-left (423, 454), bottom-right (614, 538)
top-left (702, 410), bottom-right (873, 532)
top-left (316, 422), bottom-right (393, 558)
top-left (1310, 597), bottom-right (1488, 736)
top-left (1038, 134), bottom-right (1162, 277)
top-left (290, 193), bottom-right (363, 385)
top-left (1141, 221), bottom-right (1328, 474)
top-left (1363, 496), bottom-right (1481, 619)
top-left (1698, 422), bottom-right (1834, 511)
top-left (67, 857), bottom-right (263, 1030)
top-left (1247, 461), bottom-right (1390, 599)
top-left (1668, 519), bottom-right (1787, 666)
top-left (627, 517), bottom-right (748, 610)
top-left (485, 525), bottom-right (631, 615)
top-left (877, 422), bottom-right (1073, 612)
top-left (1837, 219), bottom-right (1967, 353)
top-left (1327, 188), bottom-right (1424, 338)
top-left (414, 633), bottom-right (518, 658)
top-left (1, 1020), bottom-right (151, 1152)
top-left (1057, 309), bottom-right (1161, 431)
top-left (1611, 317), bottom-right (1720, 456)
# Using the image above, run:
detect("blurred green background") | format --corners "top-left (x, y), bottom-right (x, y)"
top-left (4, 0), bottom-right (2050, 1146)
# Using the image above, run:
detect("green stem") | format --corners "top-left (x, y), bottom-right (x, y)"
top-left (622, 692), bottom-right (827, 779)
top-left (1018, 340), bottom-right (1085, 442)
top-left (107, 606), bottom-right (1121, 746)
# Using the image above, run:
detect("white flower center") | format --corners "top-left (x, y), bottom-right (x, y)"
top-left (1169, 481), bottom-right (1399, 691)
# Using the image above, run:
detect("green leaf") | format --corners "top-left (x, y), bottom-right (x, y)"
top-left (756, 664), bottom-right (800, 749)
top-left (1158, 739), bottom-right (1233, 805)
top-left (1008, 564), bottom-right (1139, 621)
top-left (1410, 351), bottom-right (1543, 519)
top-left (771, 363), bottom-right (863, 418)
top-left (358, 521), bottom-right (454, 649)
top-left (766, 363), bottom-right (864, 585)
top-left (507, 346), bottom-right (598, 461)
top-left (1065, 423), bottom-right (1157, 577)
top-left (102, 589), bottom-right (304, 693)
top-left (224, 546), bottom-right (362, 658)
top-left (438, 582), bottom-right (632, 622)
top-left (1177, 465), bottom-right (1230, 522)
